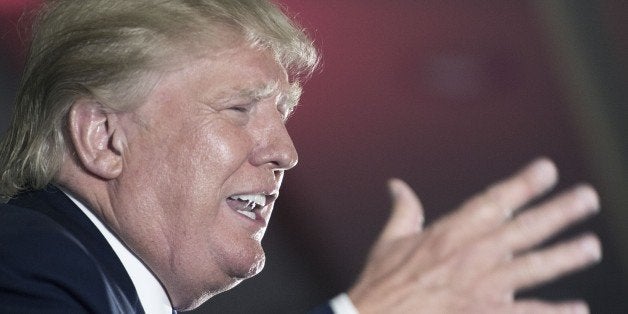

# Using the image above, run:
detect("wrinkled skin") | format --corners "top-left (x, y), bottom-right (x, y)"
top-left (62, 43), bottom-right (299, 310)
top-left (349, 158), bottom-right (600, 314)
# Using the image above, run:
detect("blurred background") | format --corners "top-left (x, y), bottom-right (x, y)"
top-left (1, 0), bottom-right (626, 313)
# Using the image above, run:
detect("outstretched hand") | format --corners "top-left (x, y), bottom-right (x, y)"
top-left (348, 158), bottom-right (601, 314)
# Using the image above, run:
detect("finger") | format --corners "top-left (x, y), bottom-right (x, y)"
top-left (512, 299), bottom-right (589, 314)
top-left (499, 184), bottom-right (599, 254)
top-left (495, 234), bottom-right (601, 291)
top-left (376, 178), bottom-right (424, 244)
top-left (460, 157), bottom-right (558, 225)
top-left (429, 158), bottom-right (558, 251)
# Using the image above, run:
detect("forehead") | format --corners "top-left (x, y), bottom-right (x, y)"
top-left (199, 45), bottom-right (289, 94)
top-left (202, 48), bottom-right (300, 111)
top-left (149, 43), bottom-right (292, 101)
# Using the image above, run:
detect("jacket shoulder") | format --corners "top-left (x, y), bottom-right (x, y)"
top-left (0, 204), bottom-right (139, 313)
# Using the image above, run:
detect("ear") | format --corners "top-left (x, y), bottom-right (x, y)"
top-left (67, 99), bottom-right (127, 180)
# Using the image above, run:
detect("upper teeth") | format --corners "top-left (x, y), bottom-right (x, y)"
top-left (229, 194), bottom-right (266, 210)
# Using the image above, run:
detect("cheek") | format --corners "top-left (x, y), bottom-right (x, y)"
top-left (188, 123), bottom-right (252, 176)
top-left (125, 121), bottom-right (253, 223)
top-left (163, 123), bottom-right (252, 217)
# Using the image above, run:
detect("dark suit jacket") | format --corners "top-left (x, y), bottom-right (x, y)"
top-left (308, 303), bottom-right (334, 314)
top-left (0, 186), bottom-right (144, 313)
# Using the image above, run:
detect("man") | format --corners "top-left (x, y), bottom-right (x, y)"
top-left (0, 0), bottom-right (600, 313)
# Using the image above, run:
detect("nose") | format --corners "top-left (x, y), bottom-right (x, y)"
top-left (250, 111), bottom-right (299, 172)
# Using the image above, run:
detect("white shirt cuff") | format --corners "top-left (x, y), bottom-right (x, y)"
top-left (329, 293), bottom-right (359, 314)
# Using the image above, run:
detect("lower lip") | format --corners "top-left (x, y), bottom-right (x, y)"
top-left (225, 199), bottom-right (267, 226)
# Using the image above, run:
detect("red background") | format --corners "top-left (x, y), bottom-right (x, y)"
top-left (1, 1), bottom-right (626, 313)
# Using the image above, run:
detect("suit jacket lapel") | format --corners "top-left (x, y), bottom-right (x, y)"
top-left (8, 186), bottom-right (143, 311)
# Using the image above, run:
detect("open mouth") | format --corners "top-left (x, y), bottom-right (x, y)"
top-left (227, 194), bottom-right (269, 220)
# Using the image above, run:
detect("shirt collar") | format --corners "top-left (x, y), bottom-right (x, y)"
top-left (60, 188), bottom-right (173, 314)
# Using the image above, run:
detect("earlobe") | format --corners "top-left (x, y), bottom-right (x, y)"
top-left (68, 99), bottom-right (126, 180)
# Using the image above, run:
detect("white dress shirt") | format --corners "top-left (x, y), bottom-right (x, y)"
top-left (330, 293), bottom-right (360, 314)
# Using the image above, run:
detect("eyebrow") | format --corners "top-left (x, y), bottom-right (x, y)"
top-left (237, 81), bottom-right (280, 100)
top-left (231, 81), bottom-right (303, 116)
top-left (281, 83), bottom-right (303, 113)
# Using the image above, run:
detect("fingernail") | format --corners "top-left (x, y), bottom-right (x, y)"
top-left (388, 179), bottom-right (401, 199)
top-left (530, 158), bottom-right (558, 186)
top-left (572, 302), bottom-right (589, 314)
top-left (580, 236), bottom-right (602, 262)
top-left (575, 184), bottom-right (600, 213)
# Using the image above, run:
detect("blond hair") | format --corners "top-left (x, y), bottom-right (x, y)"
top-left (0, 0), bottom-right (318, 198)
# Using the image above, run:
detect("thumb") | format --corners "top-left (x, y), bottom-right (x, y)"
top-left (377, 178), bottom-right (425, 244)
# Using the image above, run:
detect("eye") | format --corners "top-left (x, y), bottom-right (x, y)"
top-left (224, 102), bottom-right (255, 125)
top-left (229, 104), bottom-right (252, 113)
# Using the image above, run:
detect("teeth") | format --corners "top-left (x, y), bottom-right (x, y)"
top-left (236, 210), bottom-right (256, 220)
top-left (229, 194), bottom-right (267, 210)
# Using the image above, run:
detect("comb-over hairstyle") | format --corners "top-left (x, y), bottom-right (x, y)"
top-left (0, 0), bottom-right (318, 199)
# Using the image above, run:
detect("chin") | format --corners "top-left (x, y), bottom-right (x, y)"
top-left (246, 253), bottom-right (266, 277)
top-left (172, 246), bottom-right (267, 310)
top-left (176, 258), bottom-right (265, 311)
top-left (231, 249), bottom-right (266, 279)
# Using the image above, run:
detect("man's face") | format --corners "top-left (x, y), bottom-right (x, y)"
top-left (107, 43), bottom-right (298, 307)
